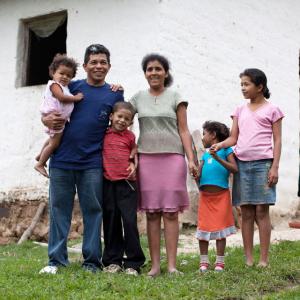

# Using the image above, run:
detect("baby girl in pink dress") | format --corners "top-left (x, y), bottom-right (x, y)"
top-left (35, 54), bottom-right (83, 177)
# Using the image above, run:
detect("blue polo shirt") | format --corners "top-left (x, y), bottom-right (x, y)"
top-left (199, 147), bottom-right (233, 189)
top-left (50, 80), bottom-right (124, 170)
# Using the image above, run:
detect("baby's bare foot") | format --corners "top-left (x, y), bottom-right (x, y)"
top-left (34, 164), bottom-right (49, 178)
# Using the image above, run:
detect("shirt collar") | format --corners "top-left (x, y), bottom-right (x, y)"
top-left (106, 127), bottom-right (127, 136)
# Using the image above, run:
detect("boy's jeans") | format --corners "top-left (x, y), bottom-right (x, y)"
top-left (48, 168), bottom-right (103, 270)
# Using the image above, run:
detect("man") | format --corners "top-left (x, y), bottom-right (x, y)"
top-left (39, 44), bottom-right (124, 274)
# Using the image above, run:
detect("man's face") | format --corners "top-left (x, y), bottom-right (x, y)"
top-left (83, 53), bottom-right (111, 86)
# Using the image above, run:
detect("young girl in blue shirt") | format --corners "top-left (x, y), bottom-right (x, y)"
top-left (196, 121), bottom-right (238, 272)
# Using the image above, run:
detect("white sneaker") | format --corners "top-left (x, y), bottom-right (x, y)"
top-left (103, 264), bottom-right (122, 274)
top-left (39, 266), bottom-right (58, 274)
top-left (124, 268), bottom-right (139, 276)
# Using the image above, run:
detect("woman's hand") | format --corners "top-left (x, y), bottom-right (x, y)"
top-left (110, 84), bottom-right (124, 92)
top-left (268, 166), bottom-right (279, 187)
top-left (188, 160), bottom-right (199, 179)
top-left (42, 112), bottom-right (65, 130)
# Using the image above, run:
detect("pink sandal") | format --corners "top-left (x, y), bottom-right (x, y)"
top-left (214, 262), bottom-right (225, 272)
top-left (199, 262), bottom-right (210, 273)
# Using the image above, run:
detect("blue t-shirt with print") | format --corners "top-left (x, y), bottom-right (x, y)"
top-left (50, 80), bottom-right (124, 170)
top-left (199, 147), bottom-right (233, 189)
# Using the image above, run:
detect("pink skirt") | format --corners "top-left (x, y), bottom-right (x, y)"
top-left (138, 153), bottom-right (189, 212)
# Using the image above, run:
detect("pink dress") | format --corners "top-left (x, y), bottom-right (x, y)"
top-left (40, 80), bottom-right (74, 137)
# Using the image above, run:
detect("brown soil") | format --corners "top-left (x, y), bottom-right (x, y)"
top-left (0, 200), bottom-right (84, 245)
top-left (1, 200), bottom-right (299, 248)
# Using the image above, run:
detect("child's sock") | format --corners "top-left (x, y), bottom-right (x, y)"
top-left (199, 255), bottom-right (210, 272)
top-left (215, 255), bottom-right (225, 271)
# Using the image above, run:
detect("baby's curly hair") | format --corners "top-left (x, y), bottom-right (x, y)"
top-left (203, 121), bottom-right (230, 142)
top-left (48, 54), bottom-right (78, 78)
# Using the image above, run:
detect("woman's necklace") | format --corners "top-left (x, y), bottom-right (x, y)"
top-left (154, 95), bottom-right (158, 105)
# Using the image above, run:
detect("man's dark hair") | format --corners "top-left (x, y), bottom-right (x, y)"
top-left (84, 44), bottom-right (110, 64)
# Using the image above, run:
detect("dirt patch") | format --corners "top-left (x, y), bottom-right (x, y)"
top-left (177, 226), bottom-right (300, 254)
top-left (1, 200), bottom-right (299, 249)
top-left (0, 200), bottom-right (84, 245)
top-left (0, 200), bottom-right (147, 245)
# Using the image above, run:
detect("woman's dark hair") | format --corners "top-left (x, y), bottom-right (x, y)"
top-left (84, 44), bottom-right (110, 64)
top-left (240, 68), bottom-right (270, 99)
top-left (112, 101), bottom-right (136, 120)
top-left (49, 54), bottom-right (78, 78)
top-left (203, 121), bottom-right (230, 142)
top-left (141, 53), bottom-right (173, 87)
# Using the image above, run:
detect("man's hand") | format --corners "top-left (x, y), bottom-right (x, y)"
top-left (42, 112), bottom-right (65, 131)
top-left (110, 84), bottom-right (124, 92)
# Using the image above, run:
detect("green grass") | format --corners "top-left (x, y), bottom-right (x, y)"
top-left (0, 240), bottom-right (299, 299)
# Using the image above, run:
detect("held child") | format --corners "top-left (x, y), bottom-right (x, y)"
top-left (102, 102), bottom-right (145, 276)
top-left (211, 69), bottom-right (284, 267)
top-left (196, 121), bottom-right (238, 272)
top-left (35, 54), bottom-right (83, 177)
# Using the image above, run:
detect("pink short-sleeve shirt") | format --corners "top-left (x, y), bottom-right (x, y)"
top-left (231, 102), bottom-right (284, 161)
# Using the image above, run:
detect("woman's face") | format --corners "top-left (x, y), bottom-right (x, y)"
top-left (145, 60), bottom-right (168, 89)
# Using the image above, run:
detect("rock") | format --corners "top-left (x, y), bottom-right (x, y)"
top-left (33, 224), bottom-right (49, 239)
top-left (2, 228), bottom-right (13, 237)
top-left (69, 231), bottom-right (81, 240)
top-left (77, 224), bottom-right (83, 235)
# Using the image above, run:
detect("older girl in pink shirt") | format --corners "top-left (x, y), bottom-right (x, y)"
top-left (211, 68), bottom-right (284, 267)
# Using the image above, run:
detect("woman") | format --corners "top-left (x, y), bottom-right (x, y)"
top-left (130, 54), bottom-right (198, 276)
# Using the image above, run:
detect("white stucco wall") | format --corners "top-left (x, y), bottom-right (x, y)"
top-left (0, 0), bottom-right (299, 217)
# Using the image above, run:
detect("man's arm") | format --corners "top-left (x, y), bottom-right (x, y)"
top-left (42, 112), bottom-right (66, 131)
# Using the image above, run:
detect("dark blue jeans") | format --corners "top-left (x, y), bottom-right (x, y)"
top-left (48, 168), bottom-right (103, 270)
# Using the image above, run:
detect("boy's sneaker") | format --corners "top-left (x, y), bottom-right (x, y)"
top-left (214, 262), bottom-right (225, 272)
top-left (124, 268), bottom-right (139, 276)
top-left (39, 266), bottom-right (58, 274)
top-left (103, 264), bottom-right (122, 274)
top-left (199, 262), bottom-right (209, 273)
top-left (82, 264), bottom-right (99, 273)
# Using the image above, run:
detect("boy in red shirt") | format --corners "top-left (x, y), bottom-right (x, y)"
top-left (102, 102), bottom-right (145, 276)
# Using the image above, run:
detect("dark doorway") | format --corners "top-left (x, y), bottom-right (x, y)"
top-left (26, 16), bottom-right (67, 86)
